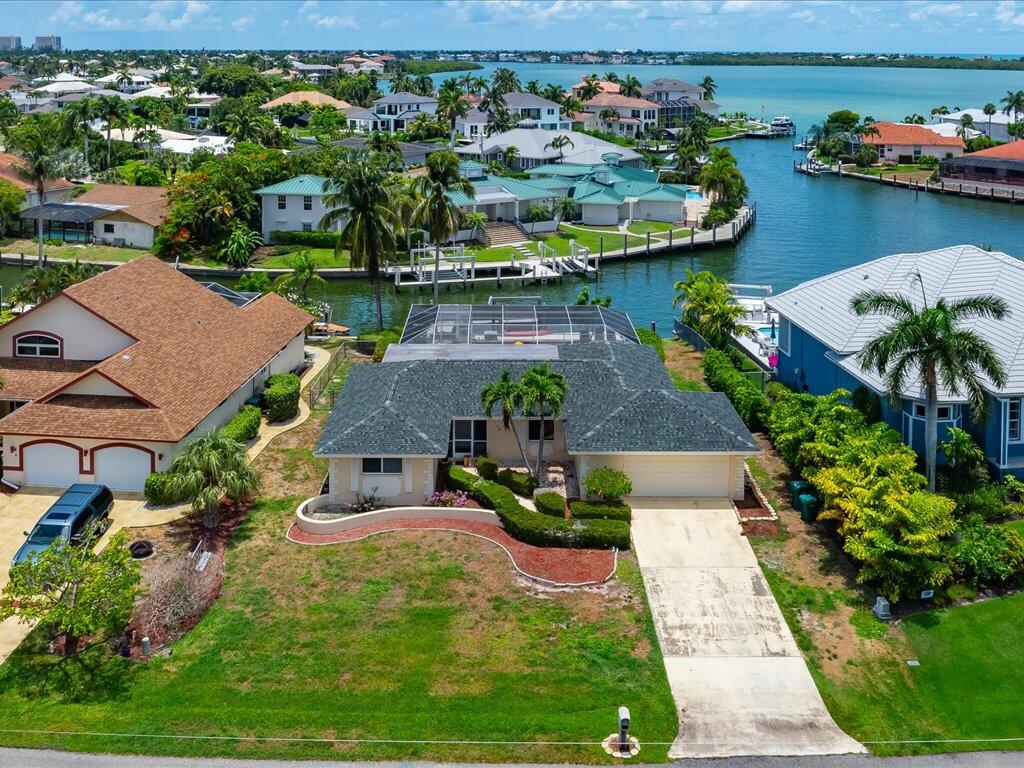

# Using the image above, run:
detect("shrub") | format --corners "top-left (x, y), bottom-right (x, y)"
top-left (702, 348), bottom-right (770, 430)
top-left (897, 154), bottom-right (915, 164)
top-left (441, 462), bottom-right (478, 493)
top-left (635, 328), bottom-right (665, 361)
top-left (220, 405), bottom-right (262, 443)
top-left (264, 372), bottom-right (300, 422)
top-left (947, 482), bottom-right (1010, 521)
top-left (941, 427), bottom-right (986, 489)
top-left (535, 491), bottom-right (566, 518)
top-left (583, 467), bottom-right (632, 503)
top-left (917, 155), bottom-right (939, 168)
top-left (425, 490), bottom-right (471, 507)
top-left (952, 515), bottom-right (1024, 586)
top-left (368, 330), bottom-right (400, 362)
top-left (851, 385), bottom-right (882, 423)
top-left (143, 472), bottom-right (185, 505)
top-left (270, 230), bottom-right (342, 248)
top-left (570, 500), bottom-right (632, 522)
top-left (497, 468), bottom-right (537, 497)
top-left (701, 204), bottom-right (734, 228)
top-left (476, 456), bottom-right (498, 480)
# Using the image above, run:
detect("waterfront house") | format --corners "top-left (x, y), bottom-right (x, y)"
top-left (854, 121), bottom-right (965, 162)
top-left (290, 61), bottom-right (339, 81)
top-left (0, 152), bottom-right (75, 208)
top-left (569, 79), bottom-right (620, 98)
top-left (255, 174), bottom-right (341, 240)
top-left (940, 141), bottom-right (1024, 188)
top-left (347, 92), bottom-right (438, 133)
top-left (74, 184), bottom-right (167, 248)
top-left (315, 303), bottom-right (757, 506)
top-left (766, 245), bottom-right (1024, 479)
top-left (454, 127), bottom-right (642, 171)
top-left (260, 91), bottom-right (351, 111)
top-left (456, 92), bottom-right (571, 138)
top-left (0, 256), bottom-right (311, 491)
top-left (938, 108), bottom-right (1017, 143)
top-left (94, 71), bottom-right (153, 93)
top-left (640, 77), bottom-right (720, 124)
top-left (582, 93), bottom-right (660, 137)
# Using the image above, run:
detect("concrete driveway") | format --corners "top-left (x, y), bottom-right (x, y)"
top-left (0, 486), bottom-right (187, 664)
top-left (630, 498), bottom-right (864, 759)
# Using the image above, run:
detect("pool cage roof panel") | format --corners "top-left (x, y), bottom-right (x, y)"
top-left (399, 304), bottom-right (640, 345)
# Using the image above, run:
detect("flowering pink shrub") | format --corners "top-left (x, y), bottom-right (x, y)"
top-left (425, 490), bottom-right (470, 508)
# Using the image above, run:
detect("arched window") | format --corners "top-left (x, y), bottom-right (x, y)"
top-left (15, 334), bottom-right (61, 358)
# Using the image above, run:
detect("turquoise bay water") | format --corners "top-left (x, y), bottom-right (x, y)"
top-left (2, 65), bottom-right (1022, 333)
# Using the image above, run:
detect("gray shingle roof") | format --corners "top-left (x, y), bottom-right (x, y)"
top-left (374, 92), bottom-right (437, 105)
top-left (316, 343), bottom-right (757, 456)
top-left (503, 92), bottom-right (561, 109)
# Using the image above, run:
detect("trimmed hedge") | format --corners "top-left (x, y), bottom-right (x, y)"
top-left (702, 347), bottom-right (769, 430)
top-left (265, 373), bottom-right (300, 422)
top-left (372, 330), bottom-right (400, 362)
top-left (439, 463), bottom-right (629, 550)
top-left (476, 456), bottom-right (498, 480)
top-left (497, 468), bottom-right (537, 497)
top-left (583, 467), bottom-right (632, 502)
top-left (143, 472), bottom-right (186, 506)
top-left (221, 405), bottom-right (262, 443)
top-left (635, 328), bottom-right (666, 361)
top-left (270, 230), bottom-right (341, 248)
top-left (535, 491), bottom-right (567, 518)
top-left (570, 500), bottom-right (632, 522)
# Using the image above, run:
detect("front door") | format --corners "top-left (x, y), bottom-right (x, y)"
top-left (449, 420), bottom-right (487, 459)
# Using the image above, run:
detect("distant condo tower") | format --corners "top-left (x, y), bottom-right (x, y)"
top-left (0, 36), bottom-right (20, 51)
top-left (33, 35), bottom-right (61, 52)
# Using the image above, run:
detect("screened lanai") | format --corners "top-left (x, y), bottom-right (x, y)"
top-left (400, 303), bottom-right (640, 345)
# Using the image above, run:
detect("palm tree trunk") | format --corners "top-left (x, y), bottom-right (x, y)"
top-left (107, 128), bottom-right (112, 169)
top-left (925, 364), bottom-right (939, 492)
top-left (534, 416), bottom-right (546, 481)
top-left (373, 275), bottom-right (383, 332)
top-left (35, 181), bottom-right (45, 267)
top-left (433, 242), bottom-right (440, 300)
top-left (83, 129), bottom-right (90, 172)
top-left (507, 414), bottom-right (530, 471)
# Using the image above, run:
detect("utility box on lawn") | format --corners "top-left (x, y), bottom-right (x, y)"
top-left (788, 480), bottom-right (812, 507)
top-left (797, 493), bottom-right (820, 523)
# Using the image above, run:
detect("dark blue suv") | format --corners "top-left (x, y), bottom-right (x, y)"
top-left (12, 484), bottom-right (114, 568)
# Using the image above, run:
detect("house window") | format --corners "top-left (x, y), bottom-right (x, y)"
top-left (1010, 399), bottom-right (1021, 442)
top-left (913, 146), bottom-right (922, 157)
top-left (362, 457), bottom-right (403, 474)
top-left (777, 317), bottom-right (791, 355)
top-left (528, 419), bottom-right (555, 441)
top-left (303, 195), bottom-right (313, 211)
top-left (102, 223), bottom-right (115, 234)
top-left (914, 403), bottom-right (952, 420)
top-left (15, 333), bottom-right (61, 358)
top-left (277, 195), bottom-right (286, 210)
top-left (449, 419), bottom-right (487, 457)
top-left (302, 222), bottom-right (312, 232)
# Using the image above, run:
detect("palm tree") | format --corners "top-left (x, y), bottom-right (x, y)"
top-left (603, 72), bottom-right (620, 84)
top-left (273, 250), bottom-right (327, 301)
top-left (168, 431), bottom-right (260, 530)
top-left (224, 111), bottom-right (263, 143)
top-left (115, 68), bottom-right (133, 92)
top-left (519, 363), bottom-right (569, 481)
top-left (478, 85), bottom-right (506, 123)
top-left (700, 75), bottom-right (717, 100)
top-left (526, 79), bottom-right (541, 95)
top-left (501, 144), bottom-right (520, 170)
top-left (320, 153), bottom-right (399, 331)
top-left (930, 105), bottom-right (950, 117)
top-left (851, 280), bottom-right (1008, 491)
top-left (544, 134), bottom-right (574, 162)
top-left (1001, 90), bottom-right (1024, 139)
top-left (62, 95), bottom-right (99, 172)
top-left (619, 75), bottom-right (642, 98)
top-left (491, 67), bottom-right (521, 94)
top-left (217, 226), bottom-right (262, 267)
top-left (902, 113), bottom-right (926, 125)
top-left (481, 370), bottom-right (530, 470)
top-left (542, 83), bottom-right (565, 104)
top-left (97, 93), bottom-right (129, 169)
top-left (413, 73), bottom-right (435, 97)
top-left (389, 72), bottom-right (413, 94)
top-left (523, 203), bottom-right (550, 234)
top-left (461, 210), bottom-right (487, 241)
top-left (673, 268), bottom-right (758, 348)
top-left (956, 113), bottom-right (975, 140)
top-left (406, 112), bottom-right (442, 141)
top-left (411, 150), bottom-right (474, 300)
top-left (674, 143), bottom-right (700, 183)
top-left (553, 195), bottom-right (576, 223)
top-left (699, 154), bottom-right (747, 211)
top-left (436, 81), bottom-right (469, 148)
top-left (597, 107), bottom-right (619, 126)
top-left (577, 75), bottom-right (601, 101)
top-left (9, 121), bottom-right (82, 266)
top-left (983, 103), bottom-right (997, 137)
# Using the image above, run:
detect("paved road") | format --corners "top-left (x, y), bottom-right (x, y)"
top-left (629, 498), bottom-right (862, 758)
top-left (3, 748), bottom-right (1024, 768)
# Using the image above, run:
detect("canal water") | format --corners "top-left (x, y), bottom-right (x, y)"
top-left (1, 65), bottom-right (1022, 333)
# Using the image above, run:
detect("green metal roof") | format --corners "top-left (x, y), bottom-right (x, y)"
top-left (255, 174), bottom-right (335, 196)
top-left (446, 174), bottom-right (559, 206)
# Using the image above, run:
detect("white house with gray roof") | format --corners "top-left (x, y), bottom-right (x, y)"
top-left (455, 127), bottom-right (642, 171)
top-left (349, 91), bottom-right (438, 133)
top-left (315, 304), bottom-right (758, 506)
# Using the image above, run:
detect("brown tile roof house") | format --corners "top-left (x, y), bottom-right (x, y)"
top-left (0, 152), bottom-right (76, 194)
top-left (0, 256), bottom-right (313, 443)
top-left (260, 91), bottom-right (351, 110)
top-left (75, 184), bottom-right (168, 227)
top-left (866, 121), bottom-right (965, 149)
top-left (583, 93), bottom-right (659, 111)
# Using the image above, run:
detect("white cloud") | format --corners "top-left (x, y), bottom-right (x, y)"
top-left (909, 2), bottom-right (964, 20)
top-left (995, 0), bottom-right (1024, 25)
top-left (81, 8), bottom-right (127, 29)
top-left (790, 8), bottom-right (814, 20)
top-left (231, 13), bottom-right (255, 31)
top-left (299, 0), bottom-right (358, 29)
top-left (49, 0), bottom-right (83, 24)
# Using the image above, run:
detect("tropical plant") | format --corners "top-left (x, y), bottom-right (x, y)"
top-left (553, 195), bottom-right (576, 223)
top-left (491, 67), bottom-right (521, 95)
top-left (411, 150), bottom-right (473, 300)
top-left (698, 150), bottom-right (747, 213)
top-left (854, 143), bottom-right (878, 168)
top-left (481, 369), bottom-right (530, 470)
top-left (436, 80), bottom-right (469, 146)
top-left (931, 105), bottom-right (950, 117)
top-left (461, 210), bottom-right (487, 240)
top-left (983, 102), bottom-right (997, 137)
top-left (941, 427), bottom-right (986, 488)
top-left (62, 95), bottom-right (99, 171)
top-left (583, 467), bottom-right (632, 502)
top-left (851, 280), bottom-right (1008, 491)
top-left (501, 144), bottom-right (520, 170)
top-left (217, 225), bottom-right (262, 267)
top-left (700, 74), bottom-right (717, 100)
top-left (619, 75), bottom-right (642, 98)
top-left (956, 113), bottom-right (975, 140)
top-left (673, 143), bottom-right (700, 182)
top-left (673, 268), bottom-right (757, 348)
top-left (577, 74), bottom-right (601, 101)
top-left (1001, 90), bottom-right (1024, 138)
top-left (168, 430), bottom-right (261, 530)
top-left (903, 113), bottom-right (926, 124)
top-left (97, 92), bottom-right (129, 169)
top-left (0, 528), bottom-right (141, 657)
top-left (544, 134), bottom-right (574, 161)
top-left (0, 179), bottom-right (25, 237)
top-left (273, 249), bottom-right (327, 301)
top-left (523, 203), bottom-right (550, 233)
top-left (519, 362), bottom-right (569, 480)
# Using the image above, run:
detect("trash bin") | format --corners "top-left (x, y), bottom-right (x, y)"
top-left (788, 480), bottom-right (812, 507)
top-left (797, 493), bottom-right (821, 523)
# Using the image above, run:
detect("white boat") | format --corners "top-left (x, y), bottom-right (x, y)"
top-left (769, 116), bottom-right (796, 135)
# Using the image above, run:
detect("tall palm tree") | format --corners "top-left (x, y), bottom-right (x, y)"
top-left (9, 121), bottom-right (82, 266)
top-left (411, 150), bottom-right (474, 300)
top-left (541, 82), bottom-right (565, 104)
top-left (1001, 90), bottom-right (1024, 140)
top-left (97, 93), bottom-right (129, 169)
top-left (436, 80), bottom-right (469, 148)
top-left (413, 73), bottom-right (435, 97)
top-left (389, 72), bottom-right (414, 94)
top-left (491, 67), bottom-right (521, 94)
top-left (320, 153), bottom-right (399, 331)
top-left (273, 250), bottom-right (327, 301)
top-left (519, 363), bottom-right (569, 480)
top-left (501, 144), bottom-right (520, 170)
top-left (481, 370), bottom-right (530, 470)
top-left (62, 95), bottom-right (99, 172)
top-left (168, 431), bottom-right (260, 531)
top-left (674, 143), bottom-right (700, 183)
top-left (544, 134), bottom-right (574, 162)
top-left (603, 72), bottom-right (620, 84)
top-left (851, 280), bottom-right (1008, 491)
top-left (981, 103), bottom-right (997, 138)
top-left (577, 74), bottom-right (601, 101)
top-left (956, 113), bottom-right (975, 140)
top-left (619, 75), bottom-right (642, 98)
top-left (700, 75), bottom-right (717, 101)
top-left (525, 79), bottom-right (541, 95)
top-left (930, 105), bottom-right (950, 117)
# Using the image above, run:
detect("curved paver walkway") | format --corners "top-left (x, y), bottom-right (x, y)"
top-left (287, 517), bottom-right (616, 586)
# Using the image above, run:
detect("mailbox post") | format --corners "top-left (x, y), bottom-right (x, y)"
top-left (618, 706), bottom-right (630, 754)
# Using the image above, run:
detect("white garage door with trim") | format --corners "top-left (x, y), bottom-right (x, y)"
top-left (23, 442), bottom-right (80, 488)
top-left (93, 446), bottom-right (151, 491)
top-left (622, 454), bottom-right (730, 497)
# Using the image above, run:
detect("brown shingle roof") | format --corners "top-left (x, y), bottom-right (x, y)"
top-left (0, 358), bottom-right (94, 401)
top-left (76, 184), bottom-right (168, 227)
top-left (0, 152), bottom-right (76, 194)
top-left (0, 257), bottom-right (313, 442)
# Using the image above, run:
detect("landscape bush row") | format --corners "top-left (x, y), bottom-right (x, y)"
top-left (702, 348), bottom-right (1024, 602)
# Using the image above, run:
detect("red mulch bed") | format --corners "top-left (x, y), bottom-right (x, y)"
top-left (288, 517), bottom-right (616, 586)
top-left (735, 483), bottom-right (773, 522)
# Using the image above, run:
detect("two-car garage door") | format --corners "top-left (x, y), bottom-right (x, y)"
top-left (21, 442), bottom-right (152, 491)
top-left (620, 455), bottom-right (731, 497)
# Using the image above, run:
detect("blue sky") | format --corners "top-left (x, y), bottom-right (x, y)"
top-left (2, 0), bottom-right (1024, 54)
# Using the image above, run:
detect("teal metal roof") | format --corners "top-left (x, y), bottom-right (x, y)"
top-left (255, 174), bottom-right (334, 196)
top-left (528, 176), bottom-right (573, 192)
top-left (458, 159), bottom-right (486, 171)
top-left (613, 181), bottom-right (690, 201)
top-left (447, 174), bottom-right (558, 206)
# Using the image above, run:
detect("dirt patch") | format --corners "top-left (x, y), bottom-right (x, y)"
top-left (254, 411), bottom-right (328, 498)
top-left (663, 339), bottom-right (706, 389)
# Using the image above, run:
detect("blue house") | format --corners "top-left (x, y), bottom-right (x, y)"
top-left (766, 245), bottom-right (1024, 479)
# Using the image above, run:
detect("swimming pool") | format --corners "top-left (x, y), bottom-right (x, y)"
top-left (685, 190), bottom-right (703, 200)
top-left (757, 325), bottom-right (778, 339)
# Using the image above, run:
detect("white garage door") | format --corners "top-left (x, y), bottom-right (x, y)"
top-left (93, 446), bottom-right (152, 491)
top-left (621, 455), bottom-right (730, 497)
top-left (23, 442), bottom-right (80, 488)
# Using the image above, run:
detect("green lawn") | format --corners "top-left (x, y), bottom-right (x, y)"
top-left (852, 164), bottom-right (935, 179)
top-left (253, 247), bottom-right (352, 270)
top-left (0, 238), bottom-right (146, 263)
top-left (1002, 518), bottom-right (1024, 534)
top-left (0, 498), bottom-right (677, 762)
top-left (547, 224), bottom-right (644, 255)
top-left (465, 245), bottom-right (522, 263)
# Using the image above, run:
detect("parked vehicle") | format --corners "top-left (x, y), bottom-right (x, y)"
top-left (11, 484), bottom-right (114, 568)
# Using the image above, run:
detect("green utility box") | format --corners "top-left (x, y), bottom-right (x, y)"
top-left (788, 480), bottom-right (812, 507)
top-left (797, 493), bottom-right (821, 523)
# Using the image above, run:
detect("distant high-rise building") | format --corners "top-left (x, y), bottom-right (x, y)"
top-left (0, 36), bottom-right (21, 51)
top-left (34, 35), bottom-right (61, 52)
